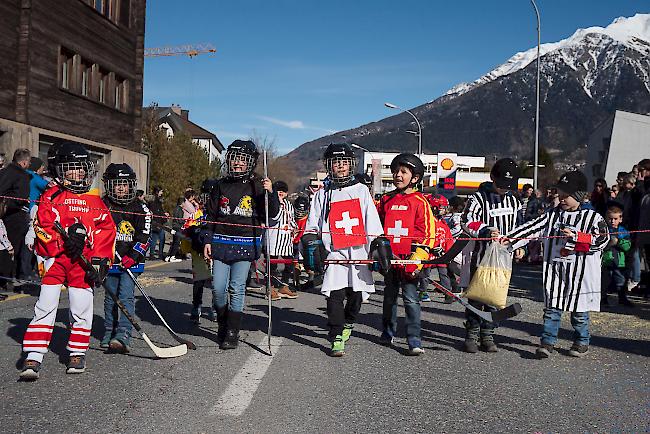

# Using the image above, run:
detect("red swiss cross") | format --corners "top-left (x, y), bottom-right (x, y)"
top-left (329, 198), bottom-right (366, 249)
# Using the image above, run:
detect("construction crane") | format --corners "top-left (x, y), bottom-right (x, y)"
top-left (144, 43), bottom-right (216, 58)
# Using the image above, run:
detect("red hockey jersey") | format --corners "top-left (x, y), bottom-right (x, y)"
top-left (378, 191), bottom-right (436, 257)
top-left (432, 216), bottom-right (453, 268)
top-left (34, 185), bottom-right (116, 260)
top-left (292, 215), bottom-right (308, 245)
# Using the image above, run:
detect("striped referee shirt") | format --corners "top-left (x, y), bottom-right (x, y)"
top-left (507, 206), bottom-right (609, 312)
top-left (266, 199), bottom-right (296, 257)
top-left (461, 182), bottom-right (521, 274)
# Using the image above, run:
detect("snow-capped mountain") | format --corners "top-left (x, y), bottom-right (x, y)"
top-left (283, 14), bottom-right (650, 181)
top-left (445, 13), bottom-right (650, 99)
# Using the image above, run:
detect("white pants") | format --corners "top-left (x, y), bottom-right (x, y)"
top-left (22, 284), bottom-right (94, 363)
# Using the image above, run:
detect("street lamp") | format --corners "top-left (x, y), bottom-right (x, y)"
top-left (384, 102), bottom-right (422, 158)
top-left (531, 0), bottom-right (541, 190)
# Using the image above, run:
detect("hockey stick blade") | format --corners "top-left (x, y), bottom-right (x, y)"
top-left (490, 302), bottom-right (522, 322)
top-left (427, 279), bottom-right (522, 323)
top-left (141, 333), bottom-right (188, 358)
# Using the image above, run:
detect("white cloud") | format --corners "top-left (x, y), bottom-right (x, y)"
top-left (256, 115), bottom-right (335, 135)
top-left (257, 116), bottom-right (305, 129)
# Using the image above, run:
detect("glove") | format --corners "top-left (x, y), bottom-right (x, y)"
top-left (64, 223), bottom-right (87, 259)
top-left (121, 255), bottom-right (136, 269)
top-left (301, 233), bottom-right (327, 274)
top-left (431, 246), bottom-right (445, 258)
top-left (85, 257), bottom-right (109, 286)
top-left (369, 236), bottom-right (393, 275)
top-left (170, 229), bottom-right (177, 235)
top-left (404, 244), bottom-right (430, 278)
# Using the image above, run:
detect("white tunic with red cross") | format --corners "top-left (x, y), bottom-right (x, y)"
top-left (305, 182), bottom-right (384, 298)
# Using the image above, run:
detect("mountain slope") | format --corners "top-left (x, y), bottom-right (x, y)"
top-left (282, 13), bottom-right (650, 180)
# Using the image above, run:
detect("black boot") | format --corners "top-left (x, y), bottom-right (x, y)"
top-left (463, 321), bottom-right (479, 353)
top-left (216, 306), bottom-right (228, 345)
top-left (221, 311), bottom-right (242, 350)
top-left (618, 287), bottom-right (634, 307)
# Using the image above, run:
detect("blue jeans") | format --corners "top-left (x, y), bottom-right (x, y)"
top-left (541, 308), bottom-right (590, 346)
top-left (212, 259), bottom-right (251, 313)
top-left (382, 269), bottom-right (421, 345)
top-left (103, 272), bottom-right (140, 344)
top-left (627, 247), bottom-right (640, 283)
top-left (149, 230), bottom-right (165, 259)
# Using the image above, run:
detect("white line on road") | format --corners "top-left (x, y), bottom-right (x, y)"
top-left (210, 335), bottom-right (283, 417)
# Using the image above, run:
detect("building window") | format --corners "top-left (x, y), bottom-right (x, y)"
top-left (83, 0), bottom-right (129, 27)
top-left (80, 61), bottom-right (93, 97)
top-left (114, 76), bottom-right (129, 111)
top-left (98, 68), bottom-right (109, 104)
top-left (59, 48), bottom-right (74, 90)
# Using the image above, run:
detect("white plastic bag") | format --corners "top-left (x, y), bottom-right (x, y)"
top-left (464, 242), bottom-right (512, 309)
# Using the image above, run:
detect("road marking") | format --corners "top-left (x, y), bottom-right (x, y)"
top-left (145, 261), bottom-right (171, 270)
top-left (0, 293), bottom-right (29, 303)
top-left (210, 335), bottom-right (283, 417)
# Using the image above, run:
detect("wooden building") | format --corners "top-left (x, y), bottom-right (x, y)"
top-left (0, 0), bottom-right (148, 188)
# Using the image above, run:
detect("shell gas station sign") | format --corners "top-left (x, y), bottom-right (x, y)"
top-left (436, 152), bottom-right (458, 194)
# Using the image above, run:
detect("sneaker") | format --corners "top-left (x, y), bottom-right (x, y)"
top-left (536, 343), bottom-right (555, 358)
top-left (169, 257), bottom-right (182, 263)
top-left (300, 280), bottom-right (315, 291)
top-left (379, 331), bottom-right (394, 346)
top-left (266, 288), bottom-right (281, 301)
top-left (330, 337), bottom-right (345, 357)
top-left (100, 334), bottom-right (112, 349)
top-left (246, 280), bottom-right (265, 294)
top-left (407, 346), bottom-right (425, 356)
top-left (108, 338), bottom-right (129, 354)
top-left (19, 359), bottom-right (41, 380)
top-left (277, 285), bottom-right (298, 299)
top-left (164, 256), bottom-right (171, 262)
top-left (206, 309), bottom-right (216, 322)
top-left (342, 324), bottom-right (353, 343)
top-left (66, 355), bottom-right (86, 374)
top-left (419, 291), bottom-right (432, 302)
top-left (627, 280), bottom-right (639, 292)
top-left (568, 343), bottom-right (589, 358)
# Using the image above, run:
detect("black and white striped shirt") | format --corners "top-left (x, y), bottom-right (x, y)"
top-left (461, 184), bottom-right (521, 275)
top-left (507, 206), bottom-right (609, 312)
top-left (266, 199), bottom-right (296, 257)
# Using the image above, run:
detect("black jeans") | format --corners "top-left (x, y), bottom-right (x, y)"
top-left (447, 262), bottom-right (461, 293)
top-left (326, 287), bottom-right (362, 341)
top-left (168, 233), bottom-right (182, 258)
top-left (3, 211), bottom-right (28, 278)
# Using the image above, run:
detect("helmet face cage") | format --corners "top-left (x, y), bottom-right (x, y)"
top-left (324, 156), bottom-right (357, 184)
top-left (105, 178), bottom-right (137, 204)
top-left (225, 149), bottom-right (257, 178)
top-left (56, 160), bottom-right (96, 194)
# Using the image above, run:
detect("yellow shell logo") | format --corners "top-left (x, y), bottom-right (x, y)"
top-left (440, 158), bottom-right (454, 171)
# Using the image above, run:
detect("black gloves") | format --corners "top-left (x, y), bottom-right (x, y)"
top-left (86, 257), bottom-right (110, 286)
top-left (64, 223), bottom-right (87, 259)
top-left (369, 236), bottom-right (393, 275)
top-left (431, 246), bottom-right (445, 257)
top-left (301, 233), bottom-right (327, 274)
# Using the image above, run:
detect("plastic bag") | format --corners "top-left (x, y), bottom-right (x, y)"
top-left (464, 242), bottom-right (512, 309)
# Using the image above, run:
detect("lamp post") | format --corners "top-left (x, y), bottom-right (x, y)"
top-left (531, 0), bottom-right (541, 190)
top-left (384, 102), bottom-right (422, 158)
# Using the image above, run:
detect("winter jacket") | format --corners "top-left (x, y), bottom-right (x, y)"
top-left (0, 219), bottom-right (13, 252)
top-left (104, 197), bottom-right (152, 273)
top-left (171, 205), bottom-right (184, 232)
top-left (147, 197), bottom-right (167, 231)
top-left (202, 175), bottom-right (279, 263)
top-left (602, 224), bottom-right (631, 269)
top-left (0, 163), bottom-right (30, 215)
top-left (26, 170), bottom-right (49, 210)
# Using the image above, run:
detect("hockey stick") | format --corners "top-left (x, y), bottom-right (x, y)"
top-left (426, 278), bottom-right (522, 322)
top-left (115, 252), bottom-right (197, 350)
top-left (52, 222), bottom-right (187, 358)
top-left (263, 149), bottom-right (273, 355)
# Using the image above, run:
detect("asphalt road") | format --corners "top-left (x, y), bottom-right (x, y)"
top-left (1, 262), bottom-right (648, 433)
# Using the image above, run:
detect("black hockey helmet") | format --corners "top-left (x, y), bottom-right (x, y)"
top-left (390, 153), bottom-right (425, 185)
top-left (293, 195), bottom-right (310, 219)
top-left (225, 140), bottom-right (259, 179)
top-left (200, 178), bottom-right (218, 204)
top-left (102, 163), bottom-right (137, 204)
top-left (323, 143), bottom-right (357, 185)
top-left (48, 142), bottom-right (97, 194)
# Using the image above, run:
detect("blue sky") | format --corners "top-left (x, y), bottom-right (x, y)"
top-left (143, 1), bottom-right (648, 154)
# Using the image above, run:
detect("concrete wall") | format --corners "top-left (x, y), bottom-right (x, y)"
top-left (586, 110), bottom-right (650, 187)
